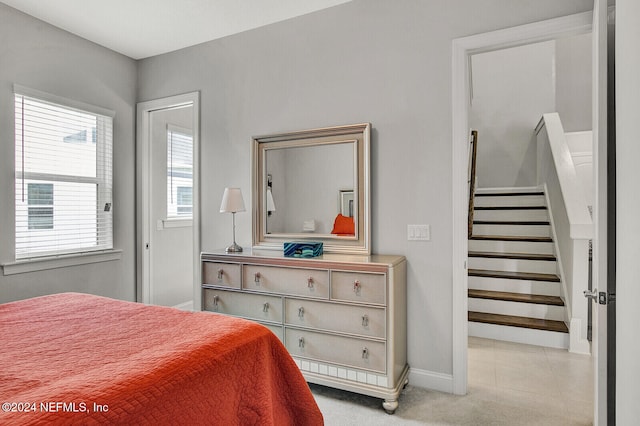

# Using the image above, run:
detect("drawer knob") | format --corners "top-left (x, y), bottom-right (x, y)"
top-left (217, 268), bottom-right (223, 280)
top-left (254, 272), bottom-right (261, 285)
top-left (298, 337), bottom-right (305, 348)
top-left (212, 295), bottom-right (219, 308)
top-left (307, 277), bottom-right (314, 289)
top-left (353, 280), bottom-right (361, 294)
top-left (298, 307), bottom-right (305, 319)
top-left (263, 302), bottom-right (269, 313)
top-left (362, 347), bottom-right (369, 359)
top-left (362, 314), bottom-right (369, 327)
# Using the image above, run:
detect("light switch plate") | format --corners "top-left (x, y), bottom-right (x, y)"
top-left (408, 224), bottom-right (430, 241)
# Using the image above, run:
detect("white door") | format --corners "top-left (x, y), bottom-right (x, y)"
top-left (136, 93), bottom-right (200, 309)
top-left (611, 1), bottom-right (640, 422)
top-left (149, 105), bottom-right (194, 308)
top-left (590, 1), bottom-right (611, 424)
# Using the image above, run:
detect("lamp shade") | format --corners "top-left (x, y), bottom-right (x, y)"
top-left (220, 187), bottom-right (245, 213)
top-left (266, 188), bottom-right (276, 212)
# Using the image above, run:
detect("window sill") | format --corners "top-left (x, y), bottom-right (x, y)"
top-left (2, 249), bottom-right (122, 276)
top-left (160, 219), bottom-right (192, 229)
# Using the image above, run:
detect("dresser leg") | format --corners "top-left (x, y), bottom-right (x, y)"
top-left (382, 399), bottom-right (398, 414)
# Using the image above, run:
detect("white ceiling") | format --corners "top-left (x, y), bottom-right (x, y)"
top-left (1, 0), bottom-right (352, 59)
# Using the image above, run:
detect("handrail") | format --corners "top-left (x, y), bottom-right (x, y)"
top-left (536, 113), bottom-right (592, 238)
top-left (468, 130), bottom-right (478, 238)
top-left (536, 113), bottom-right (592, 354)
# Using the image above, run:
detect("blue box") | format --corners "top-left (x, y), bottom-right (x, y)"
top-left (284, 241), bottom-right (323, 258)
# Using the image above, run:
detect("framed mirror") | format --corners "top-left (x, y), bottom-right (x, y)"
top-left (252, 123), bottom-right (370, 254)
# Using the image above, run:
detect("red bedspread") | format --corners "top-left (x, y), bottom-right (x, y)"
top-left (0, 293), bottom-right (323, 425)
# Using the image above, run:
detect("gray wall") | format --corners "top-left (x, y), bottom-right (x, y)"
top-left (471, 41), bottom-right (556, 188)
top-left (267, 143), bottom-right (353, 234)
top-left (0, 4), bottom-right (137, 303)
top-left (556, 33), bottom-right (593, 132)
top-left (471, 33), bottom-right (592, 189)
top-left (137, 0), bottom-right (593, 382)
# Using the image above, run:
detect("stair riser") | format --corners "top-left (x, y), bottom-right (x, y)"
top-left (469, 257), bottom-right (557, 275)
top-left (473, 224), bottom-right (551, 237)
top-left (468, 276), bottom-right (561, 296)
top-left (468, 239), bottom-right (554, 255)
top-left (474, 195), bottom-right (546, 207)
top-left (468, 322), bottom-right (569, 349)
top-left (473, 209), bottom-right (548, 222)
top-left (468, 298), bottom-right (565, 321)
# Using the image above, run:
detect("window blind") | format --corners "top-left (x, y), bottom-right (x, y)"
top-left (14, 90), bottom-right (113, 259)
top-left (167, 125), bottom-right (193, 219)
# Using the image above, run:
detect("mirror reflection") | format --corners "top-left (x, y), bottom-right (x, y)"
top-left (252, 123), bottom-right (370, 254)
top-left (265, 142), bottom-right (355, 236)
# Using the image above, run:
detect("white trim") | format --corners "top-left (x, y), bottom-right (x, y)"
top-left (451, 34), bottom-right (470, 399)
top-left (458, 11), bottom-right (593, 57)
top-left (591, 2), bottom-right (609, 424)
top-left (475, 186), bottom-right (542, 194)
top-left (161, 219), bottom-right (193, 229)
top-left (13, 84), bottom-right (115, 118)
top-left (2, 249), bottom-right (122, 275)
top-left (569, 318), bottom-right (592, 355)
top-left (451, 11), bottom-right (593, 396)
top-left (538, 113), bottom-right (593, 239)
top-left (542, 182), bottom-right (572, 328)
top-left (136, 92), bottom-right (200, 306)
top-left (469, 322), bottom-right (570, 349)
top-left (408, 368), bottom-right (453, 394)
top-left (167, 124), bottom-right (192, 136)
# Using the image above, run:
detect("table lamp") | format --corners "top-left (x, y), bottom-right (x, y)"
top-left (219, 187), bottom-right (245, 253)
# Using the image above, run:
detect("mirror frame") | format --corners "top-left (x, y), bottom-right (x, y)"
top-left (252, 123), bottom-right (370, 254)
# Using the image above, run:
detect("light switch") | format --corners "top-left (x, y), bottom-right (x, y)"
top-left (408, 224), bottom-right (430, 241)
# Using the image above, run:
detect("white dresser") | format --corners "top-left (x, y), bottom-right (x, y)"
top-left (201, 249), bottom-right (408, 413)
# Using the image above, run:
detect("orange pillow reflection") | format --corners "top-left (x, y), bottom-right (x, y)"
top-left (331, 214), bottom-right (355, 235)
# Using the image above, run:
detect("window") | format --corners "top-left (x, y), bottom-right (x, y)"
top-left (176, 186), bottom-right (193, 216)
top-left (167, 125), bottom-right (193, 219)
top-left (27, 183), bottom-right (53, 230)
top-left (14, 87), bottom-right (114, 259)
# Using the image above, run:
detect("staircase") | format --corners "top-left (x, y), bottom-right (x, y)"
top-left (468, 189), bottom-right (569, 349)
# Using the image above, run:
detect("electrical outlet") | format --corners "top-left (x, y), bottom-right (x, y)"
top-left (408, 224), bottom-right (430, 241)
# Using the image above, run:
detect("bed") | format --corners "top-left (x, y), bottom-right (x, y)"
top-left (0, 292), bottom-right (323, 425)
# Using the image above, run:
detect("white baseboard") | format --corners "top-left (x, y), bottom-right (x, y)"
top-left (569, 318), bottom-right (592, 355)
top-left (469, 322), bottom-right (569, 349)
top-left (475, 186), bottom-right (542, 194)
top-left (408, 367), bottom-right (454, 394)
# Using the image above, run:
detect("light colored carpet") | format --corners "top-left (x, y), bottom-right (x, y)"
top-left (310, 337), bottom-right (593, 425)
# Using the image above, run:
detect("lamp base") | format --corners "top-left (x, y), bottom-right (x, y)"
top-left (225, 243), bottom-right (243, 253)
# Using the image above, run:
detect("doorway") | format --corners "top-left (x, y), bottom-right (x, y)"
top-left (452, 9), bottom-right (607, 424)
top-left (136, 92), bottom-right (200, 309)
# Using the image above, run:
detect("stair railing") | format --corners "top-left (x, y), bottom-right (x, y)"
top-left (468, 130), bottom-right (478, 238)
top-left (536, 113), bottom-right (592, 354)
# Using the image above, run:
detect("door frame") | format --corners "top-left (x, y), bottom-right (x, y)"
top-left (451, 12), bottom-right (593, 396)
top-left (136, 92), bottom-right (201, 307)
top-left (592, 1), bottom-right (612, 424)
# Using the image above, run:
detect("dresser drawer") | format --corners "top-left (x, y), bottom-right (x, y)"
top-left (331, 271), bottom-right (386, 305)
top-left (202, 261), bottom-right (241, 288)
top-left (285, 329), bottom-right (386, 373)
top-left (285, 299), bottom-right (385, 339)
top-left (243, 265), bottom-right (329, 299)
top-left (262, 324), bottom-right (284, 342)
top-left (203, 289), bottom-right (282, 323)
